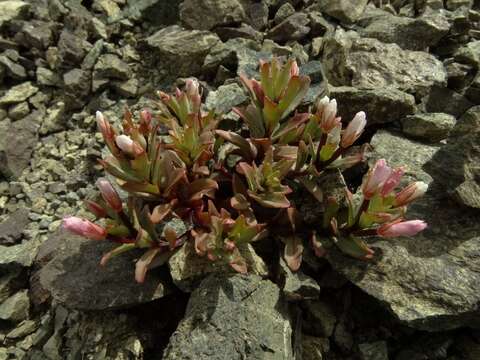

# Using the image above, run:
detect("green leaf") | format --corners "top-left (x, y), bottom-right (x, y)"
top-left (248, 190), bottom-right (291, 208)
top-left (299, 177), bottom-right (323, 203)
top-left (215, 130), bottom-right (257, 161)
top-left (334, 236), bottom-right (374, 260)
top-left (100, 243), bottom-right (136, 266)
top-left (188, 178), bottom-right (219, 201)
top-left (277, 76), bottom-right (311, 121)
top-left (263, 96), bottom-right (281, 135)
top-left (135, 248), bottom-right (161, 283)
top-left (234, 105), bottom-right (265, 138)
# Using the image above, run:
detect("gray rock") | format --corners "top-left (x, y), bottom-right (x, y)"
top-left (6, 319), bottom-right (38, 339)
top-left (317, 0), bottom-right (369, 23)
top-left (0, 240), bottom-right (38, 272)
top-left (205, 82), bottom-right (247, 113)
top-left (329, 85), bottom-right (416, 125)
top-left (326, 130), bottom-right (480, 330)
top-left (39, 102), bottom-right (65, 135)
top-left (57, 30), bottom-right (88, 65)
top-left (0, 207), bottom-right (29, 245)
top-left (278, 258), bottom-right (320, 301)
top-left (274, 2), bottom-right (295, 24)
top-left (303, 300), bottom-right (337, 337)
top-left (94, 54), bottom-right (131, 80)
top-left (244, 1), bottom-right (268, 30)
top-left (215, 23), bottom-right (263, 42)
top-left (425, 106), bottom-right (480, 208)
top-left (168, 240), bottom-right (267, 292)
top-left (8, 101), bottom-right (29, 120)
top-left (446, 0), bottom-right (473, 10)
top-left (454, 40), bottom-right (480, 69)
top-left (81, 39), bottom-right (104, 70)
top-left (308, 11), bottom-right (334, 38)
top-left (203, 37), bottom-right (264, 78)
top-left (301, 336), bottom-right (330, 360)
top-left (323, 30), bottom-right (447, 94)
top-left (146, 25), bottom-right (220, 76)
top-left (359, 341), bottom-right (389, 360)
top-left (0, 290), bottom-right (29, 322)
top-left (113, 78), bottom-right (139, 98)
top-left (401, 113), bottom-right (456, 142)
top-left (0, 112), bottom-right (39, 179)
top-left (34, 230), bottom-right (172, 310)
top-left (267, 13), bottom-right (311, 43)
top-left (180, 0), bottom-right (246, 30)
top-left (0, 82), bottom-right (38, 106)
top-left (163, 274), bottom-right (293, 360)
top-left (0, 54), bottom-right (26, 80)
top-left (0, 1), bottom-right (29, 27)
top-left (466, 72), bottom-right (480, 104)
top-left (36, 67), bottom-right (61, 86)
top-left (359, 10), bottom-right (450, 50)
top-left (18, 20), bottom-right (54, 50)
top-left (422, 86), bottom-right (474, 117)
top-left (63, 68), bottom-right (91, 110)
top-left (121, 0), bottom-right (180, 25)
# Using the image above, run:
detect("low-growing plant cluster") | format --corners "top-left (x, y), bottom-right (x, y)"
top-left (63, 58), bottom-right (428, 283)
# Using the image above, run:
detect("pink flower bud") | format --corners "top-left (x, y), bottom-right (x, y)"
top-left (321, 99), bottom-right (338, 132)
top-left (96, 111), bottom-right (113, 139)
top-left (185, 78), bottom-right (199, 97)
top-left (290, 60), bottom-right (299, 76)
top-left (96, 178), bottom-right (122, 212)
top-left (115, 135), bottom-right (144, 156)
top-left (381, 167), bottom-right (405, 196)
top-left (341, 111), bottom-right (366, 148)
top-left (251, 79), bottom-right (265, 105)
top-left (362, 159), bottom-right (392, 199)
top-left (377, 220), bottom-right (427, 237)
top-left (63, 216), bottom-right (106, 240)
top-left (84, 200), bottom-right (107, 218)
top-left (394, 181), bottom-right (428, 206)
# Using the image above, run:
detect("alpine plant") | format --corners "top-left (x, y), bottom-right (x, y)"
top-left (63, 59), bottom-right (428, 282)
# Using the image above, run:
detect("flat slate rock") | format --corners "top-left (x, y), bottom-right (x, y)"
top-left (163, 273), bottom-right (293, 359)
top-left (326, 130), bottom-right (480, 331)
top-left (33, 229), bottom-right (172, 310)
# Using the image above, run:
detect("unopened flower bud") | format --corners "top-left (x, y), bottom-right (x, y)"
top-left (290, 60), bottom-right (299, 76)
top-left (381, 167), bottom-right (405, 196)
top-left (96, 178), bottom-right (122, 212)
top-left (84, 200), bottom-right (107, 218)
top-left (63, 216), bottom-right (106, 240)
top-left (362, 159), bottom-right (392, 199)
top-left (341, 111), bottom-right (366, 148)
top-left (394, 181), bottom-right (428, 206)
top-left (115, 135), bottom-right (144, 156)
top-left (377, 220), bottom-right (427, 237)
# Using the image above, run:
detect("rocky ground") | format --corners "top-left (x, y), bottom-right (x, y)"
top-left (0, 0), bottom-right (480, 359)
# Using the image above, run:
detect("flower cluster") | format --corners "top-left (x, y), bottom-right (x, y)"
top-left (63, 58), bottom-right (428, 282)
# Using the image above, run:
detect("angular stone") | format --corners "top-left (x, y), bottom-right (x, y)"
top-left (323, 30), bottom-right (447, 94)
top-left (0, 240), bottom-right (38, 273)
top-left (146, 25), bottom-right (220, 76)
top-left (359, 341), bottom-right (389, 360)
top-left (18, 20), bottom-right (54, 50)
top-left (168, 240), bottom-right (267, 292)
top-left (0, 290), bottom-right (29, 322)
top-left (36, 67), bottom-right (61, 86)
top-left (0, 82), bottom-right (38, 105)
top-left (0, 207), bottom-right (29, 245)
top-left (57, 30), bottom-right (87, 65)
top-left (180, 0), bottom-right (246, 30)
top-left (274, 2), bottom-right (295, 24)
top-left (326, 130), bottom-right (480, 330)
top-left (446, 0), bottom-right (473, 10)
top-left (266, 13), bottom-right (311, 43)
top-left (359, 10), bottom-right (450, 50)
top-left (94, 54), bottom-right (131, 80)
top-left (301, 336), bottom-right (330, 360)
top-left (422, 86), bottom-right (474, 117)
top-left (8, 101), bottom-right (29, 120)
top-left (39, 102), bottom-right (65, 135)
top-left (0, 54), bottom-right (26, 80)
top-left (0, 1), bottom-right (29, 27)
top-left (0, 112), bottom-right (39, 179)
top-left (401, 113), bottom-right (456, 142)
top-left (454, 40), bottom-right (480, 69)
top-left (33, 230), bottom-right (172, 310)
top-left (205, 82), bottom-right (247, 113)
top-left (303, 300), bottom-right (337, 337)
top-left (62, 68), bottom-right (91, 110)
top-left (329, 85), bottom-right (416, 125)
top-left (317, 0), bottom-right (369, 23)
top-left (214, 23), bottom-right (263, 42)
top-left (278, 258), bottom-right (320, 301)
top-left (163, 274), bottom-right (293, 359)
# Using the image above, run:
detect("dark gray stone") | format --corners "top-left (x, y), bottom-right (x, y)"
top-left (0, 208), bottom-right (29, 245)
top-left (0, 54), bottom-right (26, 80)
top-left (0, 290), bottom-right (29, 322)
top-left (34, 229), bottom-right (172, 310)
top-left (146, 25), bottom-right (220, 77)
top-left (0, 112), bottom-right (39, 179)
top-left (94, 54), bottom-right (131, 80)
top-left (323, 30), bottom-right (447, 94)
top-left (163, 274), bottom-right (293, 360)
top-left (401, 113), bottom-right (456, 142)
top-left (278, 258), bottom-right (320, 301)
top-left (180, 0), bottom-right (246, 30)
top-left (266, 13), bottom-right (311, 43)
top-left (205, 82), bottom-right (247, 114)
top-left (58, 30), bottom-right (88, 65)
top-left (302, 300), bottom-right (337, 337)
top-left (359, 10), bottom-right (450, 50)
top-left (317, 0), bottom-right (369, 23)
top-left (330, 85), bottom-right (416, 125)
top-left (423, 86), bottom-right (474, 117)
top-left (359, 341), bottom-right (389, 360)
